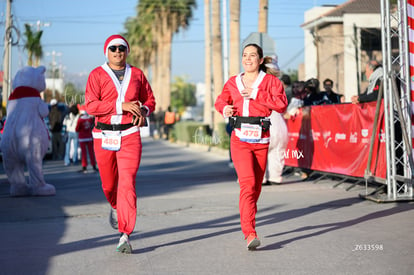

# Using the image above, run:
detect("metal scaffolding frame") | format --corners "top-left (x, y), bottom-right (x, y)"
top-left (370, 0), bottom-right (414, 201)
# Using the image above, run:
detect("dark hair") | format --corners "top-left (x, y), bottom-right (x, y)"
top-left (243, 43), bottom-right (263, 59)
top-left (243, 43), bottom-right (266, 72)
top-left (69, 104), bottom-right (79, 115)
top-left (281, 74), bottom-right (291, 86)
top-left (323, 78), bottom-right (333, 86)
top-left (305, 78), bottom-right (320, 93)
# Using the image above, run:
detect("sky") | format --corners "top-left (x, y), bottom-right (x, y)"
top-left (0, 0), bottom-right (346, 88)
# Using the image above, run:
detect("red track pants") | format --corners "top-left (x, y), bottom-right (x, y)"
top-left (94, 132), bottom-right (142, 235)
top-left (231, 133), bottom-right (269, 238)
top-left (79, 140), bottom-right (96, 168)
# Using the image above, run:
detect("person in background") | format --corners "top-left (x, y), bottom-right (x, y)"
top-left (321, 78), bottom-right (344, 104)
top-left (75, 106), bottom-right (97, 173)
top-left (280, 74), bottom-right (292, 104)
top-left (63, 104), bottom-right (80, 166)
top-left (85, 34), bottom-right (156, 254)
top-left (49, 99), bottom-right (64, 160)
top-left (262, 55), bottom-right (289, 185)
top-left (303, 78), bottom-right (331, 106)
top-left (154, 107), bottom-right (165, 139)
top-left (351, 60), bottom-right (383, 104)
top-left (163, 106), bottom-right (176, 140)
top-left (215, 43), bottom-right (287, 250)
top-left (284, 80), bottom-right (306, 119)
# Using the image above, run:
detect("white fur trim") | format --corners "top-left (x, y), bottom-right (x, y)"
top-left (92, 126), bottom-right (139, 139)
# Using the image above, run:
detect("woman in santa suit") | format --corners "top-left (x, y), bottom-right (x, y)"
top-left (215, 43), bottom-right (287, 250)
top-left (85, 34), bottom-right (156, 254)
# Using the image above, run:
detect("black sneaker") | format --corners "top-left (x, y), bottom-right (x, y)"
top-left (78, 167), bottom-right (87, 173)
top-left (109, 207), bottom-right (118, 230)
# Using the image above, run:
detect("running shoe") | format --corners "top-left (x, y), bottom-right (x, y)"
top-left (116, 233), bottom-right (132, 254)
top-left (109, 207), bottom-right (118, 230)
top-left (246, 233), bottom-right (261, 250)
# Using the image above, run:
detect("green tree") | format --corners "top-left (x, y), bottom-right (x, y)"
top-left (23, 24), bottom-right (43, 67)
top-left (170, 76), bottom-right (196, 113)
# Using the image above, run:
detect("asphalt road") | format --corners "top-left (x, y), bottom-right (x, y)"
top-left (0, 138), bottom-right (413, 275)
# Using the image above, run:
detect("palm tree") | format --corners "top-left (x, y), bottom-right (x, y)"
top-left (203, 0), bottom-right (213, 127)
top-left (136, 0), bottom-right (196, 110)
top-left (124, 13), bottom-right (155, 78)
top-left (23, 24), bottom-right (43, 67)
top-left (258, 0), bottom-right (268, 33)
top-left (229, 0), bottom-right (240, 77)
top-left (211, 0), bottom-right (224, 130)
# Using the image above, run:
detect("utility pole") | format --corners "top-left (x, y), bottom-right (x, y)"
top-left (46, 51), bottom-right (62, 98)
top-left (222, 0), bottom-right (229, 82)
top-left (2, 0), bottom-right (12, 111)
top-left (33, 20), bottom-right (51, 31)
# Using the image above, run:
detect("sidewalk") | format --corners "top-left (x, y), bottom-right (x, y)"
top-left (0, 138), bottom-right (413, 275)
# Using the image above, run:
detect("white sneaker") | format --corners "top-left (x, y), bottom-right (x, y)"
top-left (116, 233), bottom-right (132, 254)
top-left (109, 208), bottom-right (118, 230)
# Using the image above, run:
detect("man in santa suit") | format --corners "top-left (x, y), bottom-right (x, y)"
top-left (85, 34), bottom-right (156, 254)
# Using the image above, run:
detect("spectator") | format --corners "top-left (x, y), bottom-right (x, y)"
top-left (163, 106), bottom-right (176, 140)
top-left (321, 78), bottom-right (344, 104)
top-left (63, 104), bottom-right (80, 166)
top-left (280, 74), bottom-right (292, 104)
top-left (262, 55), bottom-right (288, 185)
top-left (284, 80), bottom-right (306, 119)
top-left (75, 106), bottom-right (97, 173)
top-left (49, 99), bottom-right (64, 160)
top-left (303, 78), bottom-right (331, 106)
top-left (351, 60), bottom-right (383, 103)
top-left (154, 107), bottom-right (165, 139)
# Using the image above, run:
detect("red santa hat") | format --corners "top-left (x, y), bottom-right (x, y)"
top-left (103, 34), bottom-right (130, 58)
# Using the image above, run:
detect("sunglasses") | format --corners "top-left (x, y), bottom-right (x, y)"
top-left (108, 45), bottom-right (127, 52)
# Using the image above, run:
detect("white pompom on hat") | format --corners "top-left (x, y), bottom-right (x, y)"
top-left (103, 34), bottom-right (130, 58)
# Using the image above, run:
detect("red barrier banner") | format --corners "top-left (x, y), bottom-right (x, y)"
top-left (284, 102), bottom-right (386, 179)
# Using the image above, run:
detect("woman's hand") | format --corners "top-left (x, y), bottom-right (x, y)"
top-left (224, 105), bottom-right (236, 117)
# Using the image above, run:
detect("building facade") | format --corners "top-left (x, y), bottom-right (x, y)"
top-left (301, 0), bottom-right (383, 101)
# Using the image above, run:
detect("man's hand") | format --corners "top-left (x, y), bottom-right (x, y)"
top-left (122, 101), bottom-right (140, 116)
top-left (122, 101), bottom-right (146, 125)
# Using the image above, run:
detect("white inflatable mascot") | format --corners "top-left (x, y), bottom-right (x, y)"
top-left (0, 66), bottom-right (56, 196)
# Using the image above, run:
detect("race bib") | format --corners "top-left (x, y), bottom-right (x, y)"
top-left (239, 123), bottom-right (262, 143)
top-left (101, 131), bottom-right (121, 151)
